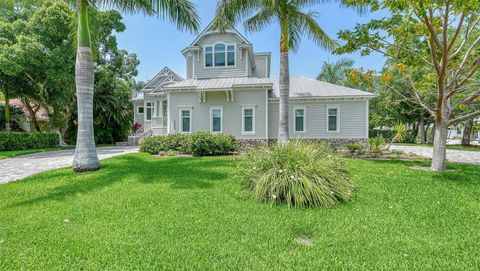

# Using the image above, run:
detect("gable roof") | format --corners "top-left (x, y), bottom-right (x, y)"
top-left (187, 20), bottom-right (250, 48)
top-left (142, 67), bottom-right (183, 93)
top-left (270, 77), bottom-right (376, 99)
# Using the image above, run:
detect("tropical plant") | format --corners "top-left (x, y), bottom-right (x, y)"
top-left (386, 123), bottom-right (408, 149)
top-left (237, 140), bottom-right (353, 208)
top-left (316, 58), bottom-right (354, 86)
top-left (368, 136), bottom-right (384, 153)
top-left (132, 122), bottom-right (143, 133)
top-left (346, 143), bottom-right (364, 154)
top-left (71, 0), bottom-right (199, 171)
top-left (214, 0), bottom-right (351, 144)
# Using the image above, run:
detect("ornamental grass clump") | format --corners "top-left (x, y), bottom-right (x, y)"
top-left (238, 140), bottom-right (353, 208)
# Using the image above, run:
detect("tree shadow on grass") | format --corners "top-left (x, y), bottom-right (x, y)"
top-left (7, 155), bottom-right (232, 208)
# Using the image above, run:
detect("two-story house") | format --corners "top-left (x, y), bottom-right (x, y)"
top-left (131, 22), bottom-right (376, 145)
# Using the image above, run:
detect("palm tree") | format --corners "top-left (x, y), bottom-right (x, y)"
top-left (316, 58), bottom-right (354, 86)
top-left (73, 0), bottom-right (199, 171)
top-left (214, 0), bottom-right (343, 144)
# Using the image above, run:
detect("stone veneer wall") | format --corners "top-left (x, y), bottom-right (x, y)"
top-left (238, 138), bottom-right (367, 148)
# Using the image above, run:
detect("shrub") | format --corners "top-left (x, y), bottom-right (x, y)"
top-left (368, 137), bottom-right (384, 153)
top-left (237, 140), bottom-right (353, 208)
top-left (189, 131), bottom-right (238, 156)
top-left (0, 132), bottom-right (58, 151)
top-left (346, 143), bottom-right (364, 154)
top-left (139, 132), bottom-right (238, 156)
top-left (139, 134), bottom-right (191, 155)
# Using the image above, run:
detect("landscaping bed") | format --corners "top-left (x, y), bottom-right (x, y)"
top-left (0, 154), bottom-right (479, 269)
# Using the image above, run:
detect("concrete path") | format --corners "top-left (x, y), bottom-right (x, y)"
top-left (0, 146), bottom-right (138, 184)
top-left (390, 145), bottom-right (480, 165)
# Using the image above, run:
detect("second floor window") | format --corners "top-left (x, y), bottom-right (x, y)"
top-left (205, 43), bottom-right (235, 67)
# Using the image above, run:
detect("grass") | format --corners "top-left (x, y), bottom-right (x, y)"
top-left (0, 144), bottom-right (116, 160)
top-left (393, 142), bottom-right (480, 152)
top-left (0, 154), bottom-right (479, 270)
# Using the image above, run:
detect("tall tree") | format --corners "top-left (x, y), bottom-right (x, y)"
top-left (317, 58), bottom-right (354, 86)
top-left (214, 0), bottom-right (342, 144)
top-left (72, 0), bottom-right (199, 171)
top-left (337, 0), bottom-right (480, 171)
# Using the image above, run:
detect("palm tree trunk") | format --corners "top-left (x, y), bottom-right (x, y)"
top-left (73, 0), bottom-right (99, 172)
top-left (278, 50), bottom-right (290, 144)
top-left (4, 95), bottom-right (11, 131)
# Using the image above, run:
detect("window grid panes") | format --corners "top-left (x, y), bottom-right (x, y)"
top-left (227, 45), bottom-right (235, 66)
top-left (146, 102), bottom-right (154, 121)
top-left (181, 110), bottom-right (191, 133)
top-left (328, 108), bottom-right (338, 131)
top-left (211, 109), bottom-right (222, 132)
top-left (243, 108), bottom-right (253, 132)
top-left (295, 109), bottom-right (305, 132)
top-left (214, 44), bottom-right (225, 66)
top-left (205, 44), bottom-right (235, 67)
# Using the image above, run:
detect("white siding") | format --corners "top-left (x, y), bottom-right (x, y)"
top-left (169, 89), bottom-right (267, 139)
top-left (253, 54), bottom-right (269, 78)
top-left (268, 100), bottom-right (368, 139)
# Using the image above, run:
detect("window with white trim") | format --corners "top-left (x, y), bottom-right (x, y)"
top-left (205, 46), bottom-right (213, 67)
top-left (138, 106), bottom-right (144, 114)
top-left (242, 107), bottom-right (255, 134)
top-left (210, 108), bottom-right (223, 133)
top-left (294, 108), bottom-right (305, 132)
top-left (204, 43), bottom-right (235, 67)
top-left (146, 102), bottom-right (154, 121)
top-left (180, 109), bottom-right (192, 133)
top-left (328, 107), bottom-right (339, 132)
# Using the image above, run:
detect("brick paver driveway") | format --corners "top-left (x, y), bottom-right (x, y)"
top-left (0, 146), bottom-right (138, 184)
top-left (390, 145), bottom-right (480, 165)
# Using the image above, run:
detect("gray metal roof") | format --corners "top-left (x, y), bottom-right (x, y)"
top-left (163, 77), bottom-right (273, 90)
top-left (270, 77), bottom-right (376, 98)
top-left (164, 76), bottom-right (375, 98)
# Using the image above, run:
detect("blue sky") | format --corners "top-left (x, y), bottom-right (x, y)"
top-left (115, 0), bottom-right (387, 81)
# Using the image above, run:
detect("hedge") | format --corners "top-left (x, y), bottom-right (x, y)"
top-left (0, 132), bottom-right (59, 151)
top-left (140, 131), bottom-right (238, 156)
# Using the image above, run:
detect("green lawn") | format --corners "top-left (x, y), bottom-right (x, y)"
top-left (0, 154), bottom-right (479, 270)
top-left (393, 143), bottom-right (480, 152)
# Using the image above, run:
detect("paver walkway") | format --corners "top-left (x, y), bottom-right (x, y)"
top-left (390, 145), bottom-right (480, 165)
top-left (0, 146), bottom-right (138, 184)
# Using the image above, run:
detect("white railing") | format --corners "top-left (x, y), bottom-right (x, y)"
top-left (151, 116), bottom-right (164, 128)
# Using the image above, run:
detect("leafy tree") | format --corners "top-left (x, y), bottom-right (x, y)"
top-left (214, 0), bottom-right (346, 144)
top-left (0, 0), bottom-right (76, 139)
top-left (337, 0), bottom-right (480, 171)
top-left (317, 58), bottom-right (354, 86)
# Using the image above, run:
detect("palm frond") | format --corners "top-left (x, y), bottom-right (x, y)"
top-left (243, 8), bottom-right (275, 33)
top-left (296, 11), bottom-right (337, 51)
top-left (93, 0), bottom-right (200, 32)
top-left (213, 0), bottom-right (261, 31)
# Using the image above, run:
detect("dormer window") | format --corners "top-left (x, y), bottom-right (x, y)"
top-left (205, 43), bottom-right (235, 67)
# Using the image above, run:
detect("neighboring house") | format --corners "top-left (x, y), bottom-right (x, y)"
top-left (131, 22), bottom-right (376, 145)
top-left (447, 118), bottom-right (480, 140)
top-left (0, 98), bottom-right (49, 131)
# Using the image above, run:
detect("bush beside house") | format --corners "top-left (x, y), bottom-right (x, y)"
top-left (140, 131), bottom-right (238, 157)
top-left (0, 132), bottom-right (58, 151)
